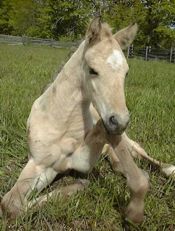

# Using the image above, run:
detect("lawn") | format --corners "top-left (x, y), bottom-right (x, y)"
top-left (0, 44), bottom-right (175, 230)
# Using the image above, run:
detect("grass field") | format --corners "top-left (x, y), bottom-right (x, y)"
top-left (0, 44), bottom-right (175, 231)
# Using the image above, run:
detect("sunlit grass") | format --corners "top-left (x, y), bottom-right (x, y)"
top-left (0, 44), bottom-right (174, 230)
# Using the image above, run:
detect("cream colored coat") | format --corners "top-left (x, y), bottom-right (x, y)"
top-left (1, 18), bottom-right (174, 223)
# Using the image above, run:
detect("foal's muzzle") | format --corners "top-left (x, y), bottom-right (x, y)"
top-left (104, 113), bottom-right (130, 135)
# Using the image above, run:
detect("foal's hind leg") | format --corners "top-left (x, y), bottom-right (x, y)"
top-left (107, 135), bottom-right (149, 223)
top-left (27, 179), bottom-right (90, 209)
top-left (123, 133), bottom-right (175, 178)
top-left (0, 158), bottom-right (57, 218)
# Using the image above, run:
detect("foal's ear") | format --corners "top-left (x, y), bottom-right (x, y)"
top-left (86, 17), bottom-right (102, 46)
top-left (114, 23), bottom-right (138, 50)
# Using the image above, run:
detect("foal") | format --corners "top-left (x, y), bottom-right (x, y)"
top-left (1, 18), bottom-right (174, 223)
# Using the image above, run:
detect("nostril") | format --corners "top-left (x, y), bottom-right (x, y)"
top-left (109, 115), bottom-right (118, 126)
top-left (108, 113), bottom-right (129, 132)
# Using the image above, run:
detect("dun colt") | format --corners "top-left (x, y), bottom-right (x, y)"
top-left (1, 18), bottom-right (174, 223)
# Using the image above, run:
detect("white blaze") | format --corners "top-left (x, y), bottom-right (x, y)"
top-left (107, 49), bottom-right (123, 70)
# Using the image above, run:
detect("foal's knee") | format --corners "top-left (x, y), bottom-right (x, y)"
top-left (135, 175), bottom-right (149, 198)
top-left (128, 171), bottom-right (149, 198)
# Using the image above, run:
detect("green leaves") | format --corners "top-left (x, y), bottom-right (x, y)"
top-left (0, 0), bottom-right (174, 45)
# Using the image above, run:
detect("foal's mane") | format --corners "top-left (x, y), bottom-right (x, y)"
top-left (41, 47), bottom-right (78, 93)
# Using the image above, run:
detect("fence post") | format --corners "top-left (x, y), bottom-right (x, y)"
top-left (131, 44), bottom-right (134, 57)
top-left (148, 46), bottom-right (151, 53)
top-left (169, 47), bottom-right (173, 63)
top-left (145, 46), bottom-right (149, 61)
top-left (22, 35), bottom-right (25, 45)
top-left (127, 44), bottom-right (134, 58)
top-left (172, 48), bottom-right (175, 63)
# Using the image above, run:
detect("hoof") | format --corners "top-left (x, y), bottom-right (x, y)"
top-left (162, 164), bottom-right (175, 178)
top-left (126, 209), bottom-right (144, 224)
top-left (77, 179), bottom-right (90, 187)
top-left (0, 198), bottom-right (23, 220)
top-left (125, 203), bottom-right (144, 224)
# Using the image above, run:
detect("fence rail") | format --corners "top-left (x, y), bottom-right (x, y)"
top-left (0, 34), bottom-right (174, 63)
top-left (0, 34), bottom-right (79, 48)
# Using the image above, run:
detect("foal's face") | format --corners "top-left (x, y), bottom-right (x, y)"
top-left (83, 19), bottom-right (137, 135)
top-left (84, 39), bottom-right (129, 134)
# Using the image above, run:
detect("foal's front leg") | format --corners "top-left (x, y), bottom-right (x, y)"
top-left (70, 119), bottom-right (107, 173)
top-left (0, 158), bottom-right (57, 218)
top-left (27, 120), bottom-right (108, 209)
top-left (107, 135), bottom-right (149, 223)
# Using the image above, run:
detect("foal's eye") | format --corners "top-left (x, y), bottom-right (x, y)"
top-left (89, 68), bottom-right (98, 75)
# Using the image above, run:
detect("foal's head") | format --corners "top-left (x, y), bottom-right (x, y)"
top-left (83, 18), bottom-right (137, 135)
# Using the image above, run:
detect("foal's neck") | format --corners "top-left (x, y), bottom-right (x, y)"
top-left (50, 41), bottom-right (92, 133)
top-left (53, 41), bottom-right (87, 104)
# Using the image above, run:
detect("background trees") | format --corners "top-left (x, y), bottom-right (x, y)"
top-left (0, 0), bottom-right (174, 47)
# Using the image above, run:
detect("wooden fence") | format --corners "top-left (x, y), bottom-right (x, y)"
top-left (0, 34), bottom-right (174, 63)
top-left (127, 45), bottom-right (175, 63)
top-left (0, 34), bottom-right (79, 48)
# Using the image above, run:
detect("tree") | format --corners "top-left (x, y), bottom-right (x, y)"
top-left (46, 0), bottom-right (91, 39)
top-left (140, 0), bottom-right (175, 47)
top-left (0, 0), bottom-right (174, 46)
top-left (0, 0), bottom-right (13, 34)
top-left (102, 0), bottom-right (175, 47)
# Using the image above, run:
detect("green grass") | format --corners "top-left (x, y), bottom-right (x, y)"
top-left (0, 44), bottom-right (175, 230)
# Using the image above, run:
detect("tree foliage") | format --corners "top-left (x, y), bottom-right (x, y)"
top-left (0, 0), bottom-right (174, 47)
